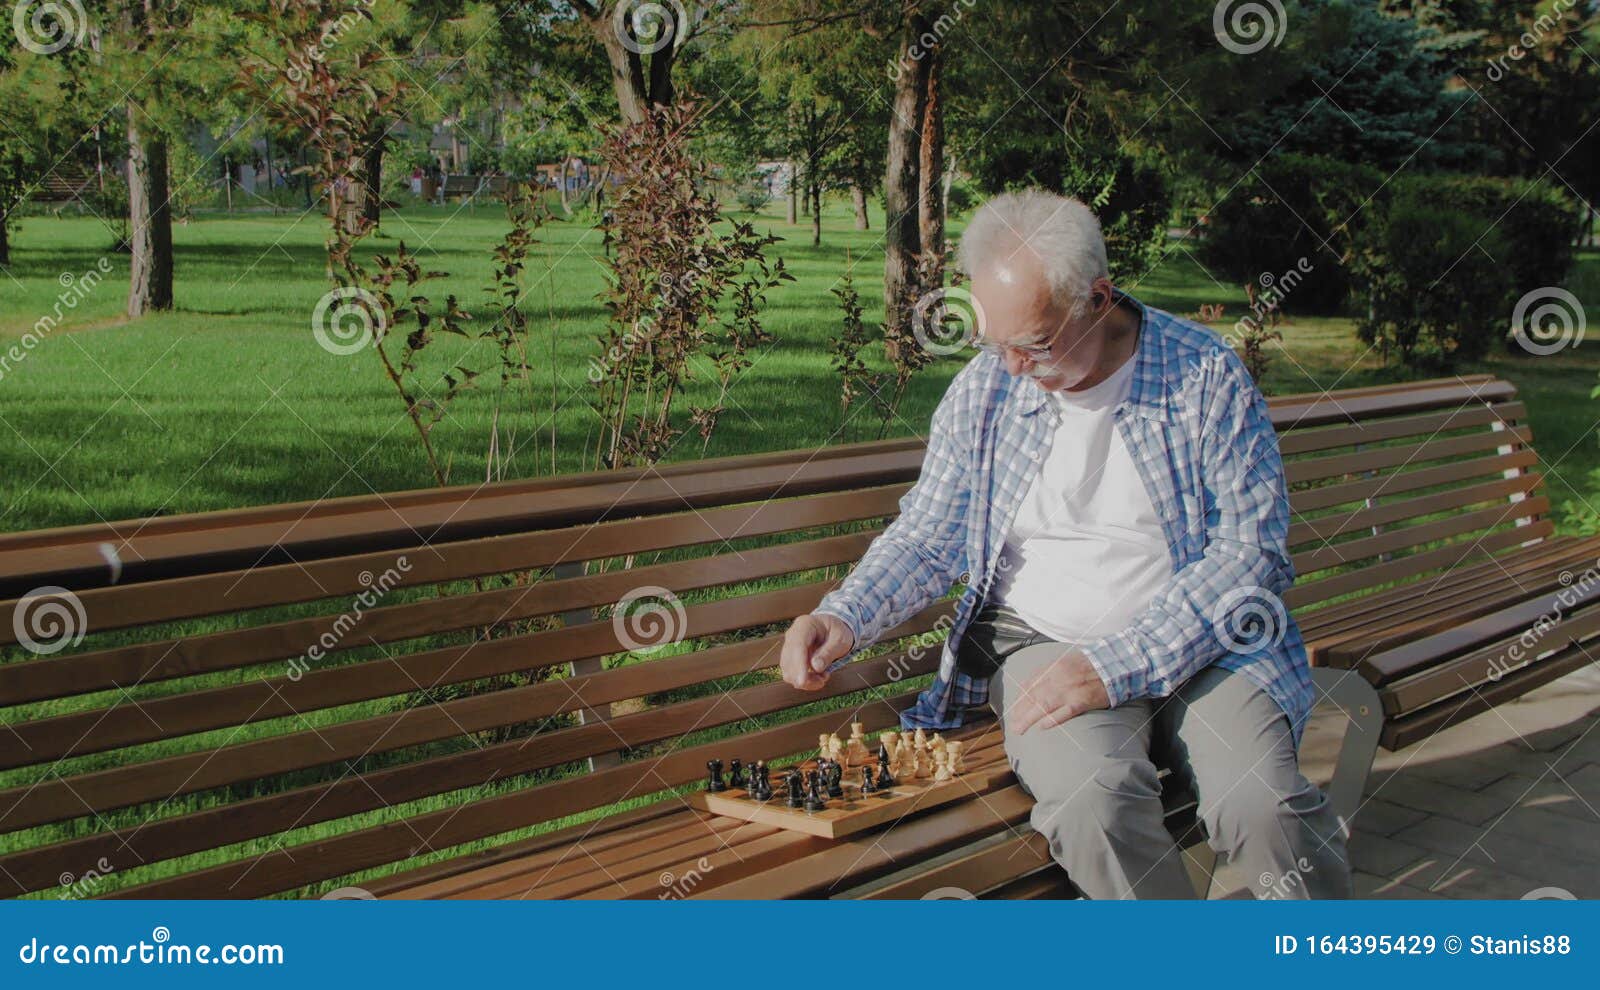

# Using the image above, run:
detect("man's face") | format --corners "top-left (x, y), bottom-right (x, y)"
top-left (969, 252), bottom-right (1114, 392)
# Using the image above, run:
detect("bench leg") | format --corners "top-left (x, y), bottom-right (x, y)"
top-left (1310, 667), bottom-right (1383, 833)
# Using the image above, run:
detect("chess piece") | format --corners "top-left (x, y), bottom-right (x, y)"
top-left (818, 733), bottom-right (832, 763)
top-left (728, 758), bottom-right (747, 790)
top-left (786, 769), bottom-right (805, 808)
top-left (706, 758), bottom-right (727, 792)
top-left (847, 722), bottom-right (871, 765)
top-left (827, 733), bottom-right (846, 767)
top-left (750, 761), bottom-right (773, 801)
top-left (933, 748), bottom-right (952, 782)
top-left (946, 741), bottom-right (965, 776)
top-left (913, 735), bottom-right (931, 779)
top-left (860, 766), bottom-right (877, 794)
top-left (875, 744), bottom-right (896, 789)
top-left (804, 770), bottom-right (827, 812)
top-left (825, 760), bottom-right (844, 798)
top-left (881, 731), bottom-right (901, 774)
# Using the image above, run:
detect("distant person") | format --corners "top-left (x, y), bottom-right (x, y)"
top-left (410, 167), bottom-right (423, 197)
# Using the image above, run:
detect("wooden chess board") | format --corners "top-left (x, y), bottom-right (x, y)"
top-left (686, 762), bottom-right (1011, 839)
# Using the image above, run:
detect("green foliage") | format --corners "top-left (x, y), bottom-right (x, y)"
top-left (1201, 154), bottom-right (1385, 313)
top-left (1392, 173), bottom-right (1584, 308)
top-left (1351, 199), bottom-right (1512, 367)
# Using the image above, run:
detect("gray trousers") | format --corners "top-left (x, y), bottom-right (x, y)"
top-left (982, 628), bottom-right (1351, 899)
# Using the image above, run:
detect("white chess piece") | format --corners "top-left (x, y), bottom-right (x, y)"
top-left (881, 731), bottom-right (901, 775)
top-left (946, 740), bottom-right (965, 776)
top-left (933, 748), bottom-right (952, 782)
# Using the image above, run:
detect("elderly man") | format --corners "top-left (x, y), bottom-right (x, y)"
top-left (780, 189), bottom-right (1350, 899)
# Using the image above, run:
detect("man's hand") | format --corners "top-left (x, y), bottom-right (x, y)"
top-left (780, 613), bottom-right (856, 691)
top-left (1006, 649), bottom-right (1111, 734)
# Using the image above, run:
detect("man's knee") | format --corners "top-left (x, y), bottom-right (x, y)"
top-left (1025, 755), bottom-right (1163, 835)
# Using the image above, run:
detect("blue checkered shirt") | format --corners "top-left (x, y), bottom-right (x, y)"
top-left (815, 293), bottom-right (1316, 746)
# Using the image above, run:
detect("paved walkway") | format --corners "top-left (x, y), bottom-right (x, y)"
top-left (1211, 664), bottom-right (1600, 899)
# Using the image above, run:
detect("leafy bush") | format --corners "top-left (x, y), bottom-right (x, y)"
top-left (1059, 152), bottom-right (1171, 282)
top-left (1351, 200), bottom-right (1512, 367)
top-left (1201, 154), bottom-right (1385, 313)
top-left (1392, 173), bottom-right (1583, 309)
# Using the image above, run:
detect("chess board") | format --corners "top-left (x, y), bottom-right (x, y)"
top-left (686, 761), bottom-right (1011, 839)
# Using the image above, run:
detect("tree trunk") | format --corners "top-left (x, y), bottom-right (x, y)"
top-left (587, 7), bottom-right (676, 124)
top-left (883, 11), bottom-right (932, 348)
top-left (917, 44), bottom-right (946, 291)
top-left (0, 210), bottom-right (9, 266)
top-left (851, 181), bottom-right (869, 230)
top-left (786, 164), bottom-right (797, 224)
top-left (811, 182), bottom-right (821, 245)
top-left (558, 158), bottom-right (571, 214)
top-left (126, 101), bottom-right (173, 317)
top-left (362, 131), bottom-right (384, 227)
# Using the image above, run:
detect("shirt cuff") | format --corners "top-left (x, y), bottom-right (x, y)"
top-left (1078, 631), bottom-right (1149, 709)
top-left (812, 602), bottom-right (864, 662)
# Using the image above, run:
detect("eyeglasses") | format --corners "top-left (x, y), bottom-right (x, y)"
top-left (972, 334), bottom-right (1055, 362)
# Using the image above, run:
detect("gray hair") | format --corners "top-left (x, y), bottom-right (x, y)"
top-left (957, 189), bottom-right (1109, 317)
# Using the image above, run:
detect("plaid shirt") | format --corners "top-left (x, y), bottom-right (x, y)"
top-left (815, 292), bottom-right (1316, 746)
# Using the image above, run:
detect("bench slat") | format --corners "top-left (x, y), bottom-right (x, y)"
top-left (99, 690), bottom-right (923, 899)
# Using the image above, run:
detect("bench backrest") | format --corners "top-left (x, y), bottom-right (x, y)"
top-left (0, 375), bottom-right (1538, 899)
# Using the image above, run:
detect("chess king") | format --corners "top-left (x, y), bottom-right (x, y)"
top-left (778, 189), bottom-right (1350, 900)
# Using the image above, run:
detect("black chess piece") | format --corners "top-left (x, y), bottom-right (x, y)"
top-left (825, 760), bottom-right (844, 798)
top-left (804, 770), bottom-right (827, 812)
top-left (750, 761), bottom-right (772, 801)
top-left (860, 766), bottom-right (877, 794)
top-left (875, 744), bottom-right (896, 789)
top-left (728, 758), bottom-right (747, 790)
top-left (706, 758), bottom-right (727, 792)
top-left (786, 769), bottom-right (805, 808)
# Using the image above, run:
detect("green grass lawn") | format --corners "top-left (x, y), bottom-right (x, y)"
top-left (2, 198), bottom-right (1598, 899)
top-left (3, 199), bottom-right (1599, 533)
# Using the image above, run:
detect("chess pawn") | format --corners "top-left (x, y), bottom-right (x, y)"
top-left (913, 738), bottom-right (931, 779)
top-left (819, 733), bottom-right (832, 763)
top-left (913, 728), bottom-right (927, 751)
top-left (860, 766), bottom-right (877, 794)
top-left (946, 741), bottom-right (965, 776)
top-left (728, 758), bottom-right (747, 790)
top-left (933, 749), bottom-right (952, 782)
top-left (827, 733), bottom-right (846, 767)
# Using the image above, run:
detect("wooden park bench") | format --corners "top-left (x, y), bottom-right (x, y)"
top-left (439, 174), bottom-right (509, 204)
top-left (0, 374), bottom-right (1587, 900)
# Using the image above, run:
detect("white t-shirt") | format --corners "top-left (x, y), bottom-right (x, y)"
top-left (991, 353), bottom-right (1173, 643)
